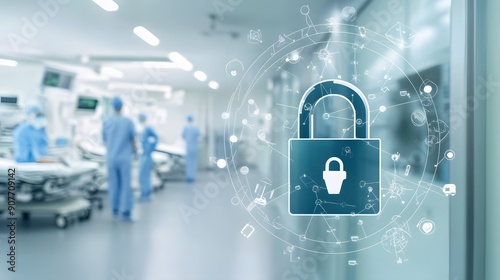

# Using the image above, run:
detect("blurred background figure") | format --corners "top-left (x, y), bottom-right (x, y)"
top-left (137, 112), bottom-right (158, 201)
top-left (182, 114), bottom-right (200, 183)
top-left (102, 97), bottom-right (136, 221)
top-left (13, 104), bottom-right (57, 163)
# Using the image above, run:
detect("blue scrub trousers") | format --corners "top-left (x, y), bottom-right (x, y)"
top-left (185, 149), bottom-right (198, 182)
top-left (139, 153), bottom-right (154, 198)
top-left (107, 158), bottom-right (133, 215)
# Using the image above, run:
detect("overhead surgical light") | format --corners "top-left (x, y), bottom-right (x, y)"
top-left (194, 71), bottom-right (207, 81)
top-left (168, 52), bottom-right (193, 71)
top-left (142, 61), bottom-right (178, 69)
top-left (91, 0), bottom-right (119, 12)
top-left (208, 81), bottom-right (219, 90)
top-left (133, 26), bottom-right (160, 46)
top-left (101, 66), bottom-right (123, 78)
top-left (0, 58), bottom-right (18, 67)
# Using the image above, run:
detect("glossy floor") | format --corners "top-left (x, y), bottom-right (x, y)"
top-left (0, 170), bottom-right (450, 280)
top-left (0, 171), bottom-right (289, 280)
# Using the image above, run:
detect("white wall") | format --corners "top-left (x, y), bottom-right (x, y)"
top-left (0, 62), bottom-right (44, 106)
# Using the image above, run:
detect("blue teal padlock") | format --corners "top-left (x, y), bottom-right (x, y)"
top-left (288, 79), bottom-right (381, 216)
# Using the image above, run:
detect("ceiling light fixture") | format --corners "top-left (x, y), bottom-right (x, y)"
top-left (133, 26), bottom-right (160, 46)
top-left (142, 61), bottom-right (178, 69)
top-left (168, 52), bottom-right (193, 71)
top-left (91, 0), bottom-right (119, 12)
top-left (0, 58), bottom-right (17, 67)
top-left (101, 66), bottom-right (123, 78)
top-left (0, 58), bottom-right (18, 67)
top-left (194, 71), bottom-right (207, 81)
top-left (208, 81), bottom-right (219, 90)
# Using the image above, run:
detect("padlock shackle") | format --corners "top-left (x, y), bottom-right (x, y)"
top-left (298, 79), bottom-right (370, 139)
top-left (325, 157), bottom-right (344, 171)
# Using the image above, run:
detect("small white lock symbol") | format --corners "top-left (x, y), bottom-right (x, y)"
top-left (323, 157), bottom-right (347, 194)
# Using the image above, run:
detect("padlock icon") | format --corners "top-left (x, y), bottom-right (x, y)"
top-left (323, 157), bottom-right (347, 194)
top-left (288, 79), bottom-right (381, 216)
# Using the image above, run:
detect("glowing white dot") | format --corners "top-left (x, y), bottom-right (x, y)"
top-left (229, 135), bottom-right (238, 143)
top-left (242, 119), bottom-right (248, 125)
top-left (217, 159), bottom-right (227, 169)
top-left (265, 114), bottom-right (272, 120)
top-left (446, 150), bottom-right (455, 159)
top-left (257, 130), bottom-right (266, 141)
top-left (240, 166), bottom-right (249, 175)
top-left (221, 112), bottom-right (229, 119)
top-left (379, 106), bottom-right (386, 112)
top-left (248, 99), bottom-right (255, 105)
top-left (424, 85), bottom-right (433, 94)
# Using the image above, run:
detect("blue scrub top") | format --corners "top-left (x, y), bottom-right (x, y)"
top-left (13, 122), bottom-right (49, 163)
top-left (102, 115), bottom-right (135, 162)
top-left (182, 124), bottom-right (200, 152)
top-left (140, 126), bottom-right (158, 155)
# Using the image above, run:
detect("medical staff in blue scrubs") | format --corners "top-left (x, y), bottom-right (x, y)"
top-left (182, 115), bottom-right (200, 183)
top-left (13, 104), bottom-right (57, 163)
top-left (137, 113), bottom-right (158, 201)
top-left (102, 97), bottom-right (136, 221)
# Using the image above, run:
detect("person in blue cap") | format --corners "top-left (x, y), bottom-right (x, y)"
top-left (137, 113), bottom-right (158, 201)
top-left (182, 115), bottom-right (200, 183)
top-left (102, 97), bottom-right (136, 221)
top-left (13, 104), bottom-right (57, 163)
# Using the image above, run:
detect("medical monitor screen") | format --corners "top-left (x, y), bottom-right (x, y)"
top-left (42, 68), bottom-right (75, 90)
top-left (0, 96), bottom-right (17, 105)
top-left (77, 97), bottom-right (98, 110)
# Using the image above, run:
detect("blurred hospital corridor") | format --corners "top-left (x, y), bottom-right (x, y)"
top-left (1, 0), bottom-right (500, 279)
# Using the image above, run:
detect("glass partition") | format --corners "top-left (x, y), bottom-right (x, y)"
top-left (223, 1), bottom-right (458, 278)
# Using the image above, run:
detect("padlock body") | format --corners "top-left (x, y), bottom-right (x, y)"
top-left (289, 138), bottom-right (381, 216)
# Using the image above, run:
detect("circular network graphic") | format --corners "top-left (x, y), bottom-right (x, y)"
top-left (221, 6), bottom-right (449, 263)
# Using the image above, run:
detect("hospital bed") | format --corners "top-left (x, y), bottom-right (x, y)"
top-left (0, 197), bottom-right (93, 229)
top-left (78, 141), bottom-right (106, 163)
top-left (0, 157), bottom-right (101, 202)
top-left (153, 143), bottom-right (186, 182)
top-left (0, 158), bottom-right (101, 229)
top-left (78, 141), bottom-right (186, 190)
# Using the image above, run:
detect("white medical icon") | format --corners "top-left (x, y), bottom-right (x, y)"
top-left (247, 29), bottom-right (262, 44)
top-left (240, 223), bottom-right (255, 238)
top-left (443, 184), bottom-right (456, 196)
top-left (417, 218), bottom-right (436, 235)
